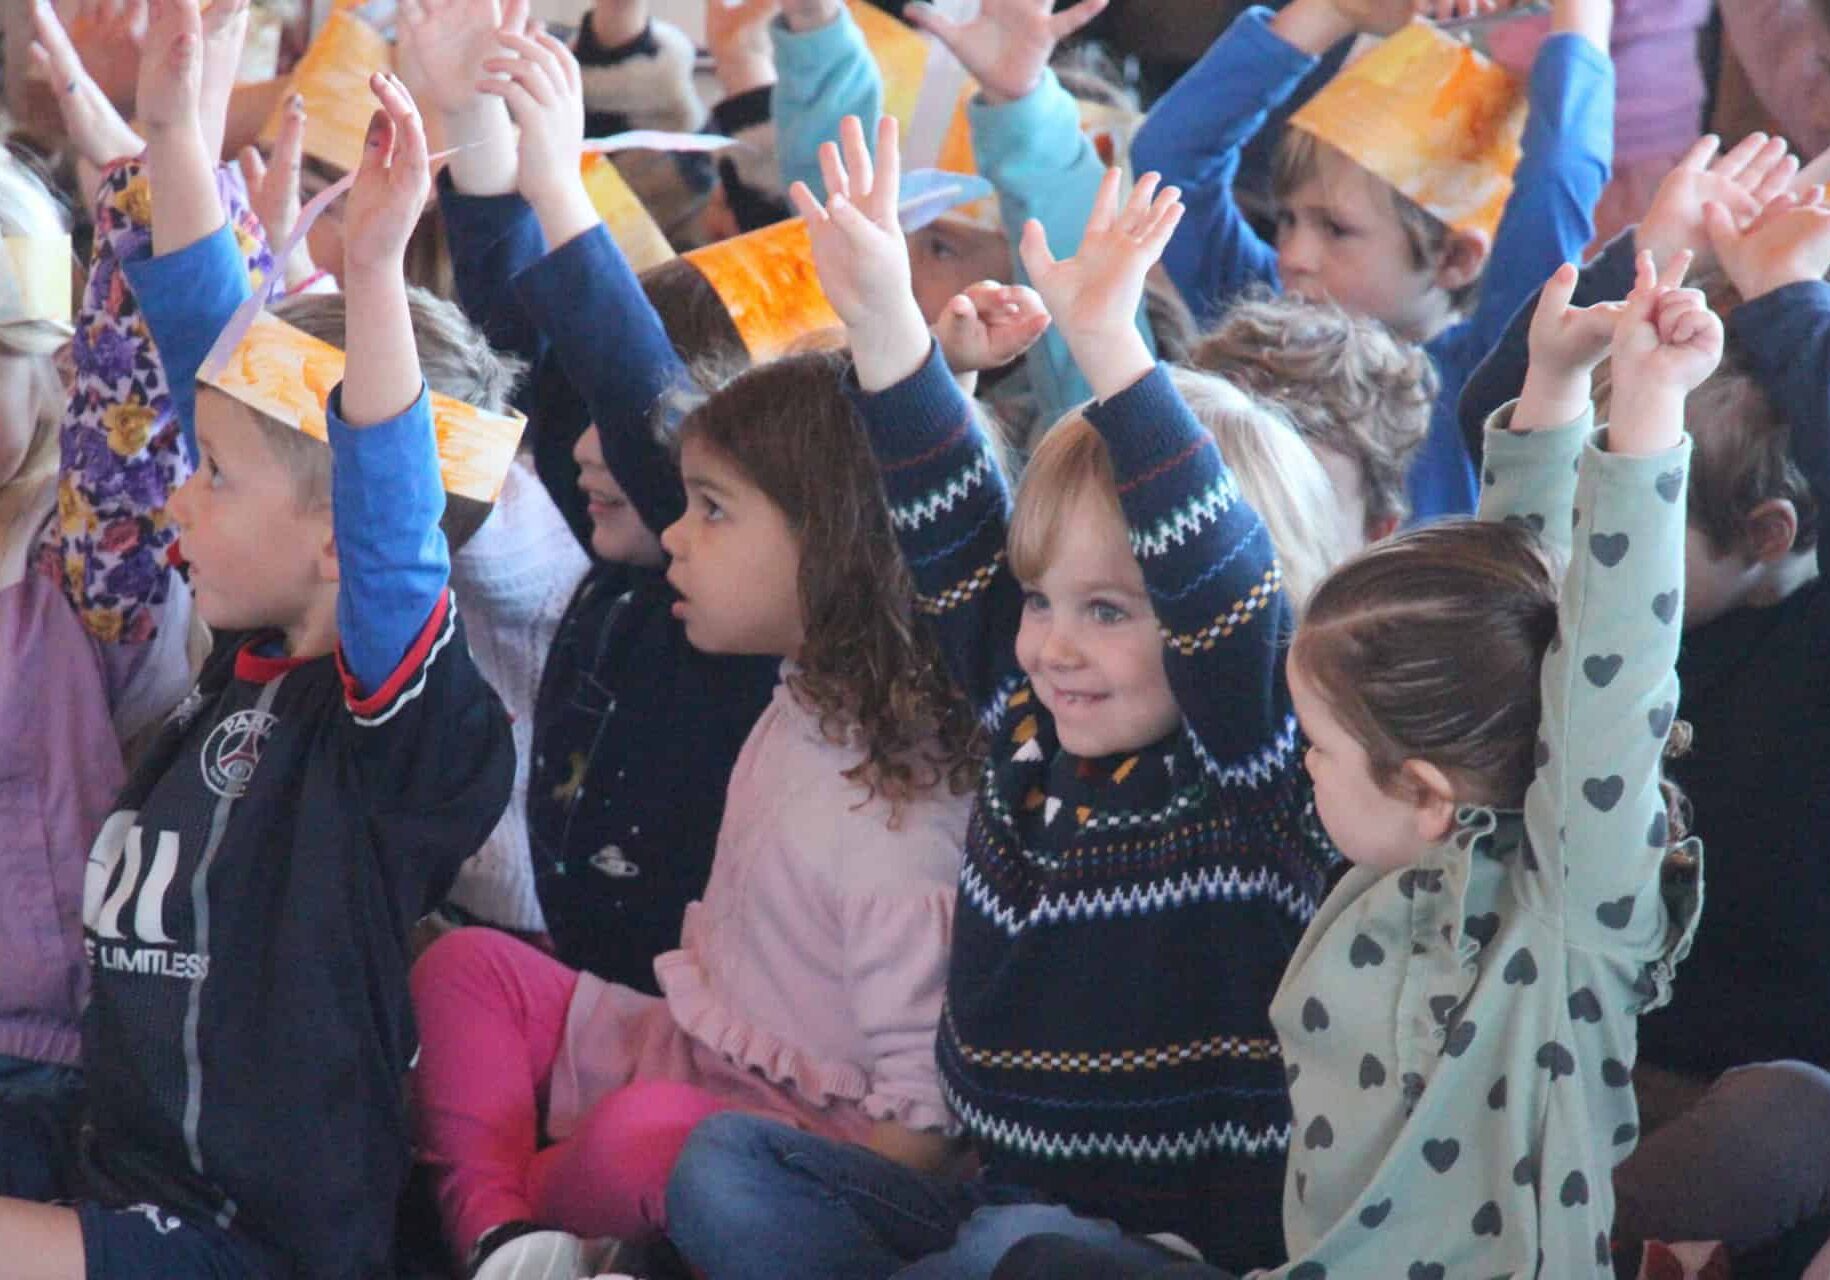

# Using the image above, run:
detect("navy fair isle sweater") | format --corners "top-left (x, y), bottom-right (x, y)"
top-left (848, 347), bottom-right (1336, 1273)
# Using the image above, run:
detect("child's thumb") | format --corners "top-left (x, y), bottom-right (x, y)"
top-left (1701, 201), bottom-right (1738, 256)
top-left (1017, 219), bottom-right (1055, 281)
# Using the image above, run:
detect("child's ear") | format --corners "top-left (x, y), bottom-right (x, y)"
top-left (1398, 758), bottom-right (1458, 844)
top-left (1743, 498), bottom-right (1801, 564)
top-left (1434, 228), bottom-right (1491, 295)
top-left (316, 522), bottom-right (340, 586)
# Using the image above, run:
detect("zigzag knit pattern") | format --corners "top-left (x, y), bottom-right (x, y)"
top-left (944, 1086), bottom-right (1294, 1163)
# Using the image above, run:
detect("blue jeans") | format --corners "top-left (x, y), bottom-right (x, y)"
top-left (665, 1114), bottom-right (1198, 1280)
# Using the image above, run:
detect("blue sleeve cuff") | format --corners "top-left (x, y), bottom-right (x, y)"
top-left (1084, 364), bottom-right (1207, 480)
top-left (846, 341), bottom-right (976, 457)
top-left (1230, 5), bottom-right (1323, 83)
top-left (328, 383), bottom-right (451, 694)
top-left (121, 224), bottom-right (255, 461)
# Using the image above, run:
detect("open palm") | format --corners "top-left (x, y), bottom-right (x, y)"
top-left (906, 0), bottom-right (1106, 104)
top-left (398, 0), bottom-right (528, 117)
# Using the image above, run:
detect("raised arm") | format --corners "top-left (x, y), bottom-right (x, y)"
top-left (772, 0), bottom-right (882, 201)
top-left (1434, 0), bottom-right (1617, 376)
top-left (1526, 253), bottom-right (1716, 965)
top-left (798, 115), bottom-right (1024, 713)
top-left (1710, 190), bottom-right (1830, 571)
top-left (907, 0), bottom-right (1137, 418)
top-left (61, 0), bottom-right (269, 646)
top-left (329, 72), bottom-right (451, 692)
top-left (483, 25), bottom-right (691, 539)
top-left (1021, 167), bottom-right (1297, 762)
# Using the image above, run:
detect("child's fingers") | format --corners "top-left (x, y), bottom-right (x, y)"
top-left (871, 114), bottom-right (900, 219)
top-left (532, 27), bottom-right (580, 94)
top-left (237, 143), bottom-right (264, 192)
top-left (1655, 248), bottom-right (1693, 291)
top-left (1117, 171), bottom-right (1161, 234)
top-left (1536, 262), bottom-right (1579, 320)
top-left (1751, 152), bottom-right (1801, 207)
top-left (1701, 200), bottom-right (1740, 259)
top-left (1712, 131), bottom-right (1771, 184)
top-left (1138, 198), bottom-right (1184, 260)
top-left (1046, 0), bottom-right (1108, 43)
top-left (787, 180), bottom-right (826, 225)
top-left (358, 106), bottom-right (396, 183)
top-left (816, 139), bottom-right (850, 206)
top-left (1083, 167), bottom-right (1123, 237)
top-left (825, 190), bottom-right (882, 244)
top-left (838, 115), bottom-right (874, 207)
top-left (378, 72), bottom-right (429, 184)
top-left (1017, 218), bottom-right (1058, 282)
top-left (495, 29), bottom-right (565, 90)
top-left (481, 54), bottom-right (556, 108)
top-left (501, 0), bottom-right (529, 32)
top-left (1671, 133), bottom-right (1720, 179)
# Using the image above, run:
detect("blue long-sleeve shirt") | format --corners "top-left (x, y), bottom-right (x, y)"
top-left (1133, 5), bottom-right (1614, 520)
top-left (123, 223), bottom-right (448, 695)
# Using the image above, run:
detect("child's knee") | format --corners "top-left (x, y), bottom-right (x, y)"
top-left (1720, 1060), bottom-right (1830, 1157)
top-left (665, 1112), bottom-right (783, 1223)
top-left (408, 926), bottom-right (527, 1004)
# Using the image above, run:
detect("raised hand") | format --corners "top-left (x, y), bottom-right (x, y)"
top-left (135, 0), bottom-right (206, 136)
top-left (1018, 166), bottom-right (1181, 400)
top-left (30, 0), bottom-right (143, 169)
top-left (1640, 133), bottom-right (1799, 269)
top-left (1607, 250), bottom-right (1723, 455)
top-left (341, 72), bottom-right (431, 279)
top-left (706, 0), bottom-right (778, 96)
top-left (239, 93), bottom-right (316, 288)
top-left (59, 0), bottom-right (147, 110)
top-left (1515, 261), bottom-right (1628, 429)
top-left (1704, 187), bottom-right (1830, 302)
top-left (905, 0), bottom-right (1107, 105)
top-left (398, 0), bottom-right (527, 119)
top-left (790, 114), bottom-right (929, 388)
top-left (933, 280), bottom-right (1051, 375)
top-left (477, 26), bottom-right (599, 246)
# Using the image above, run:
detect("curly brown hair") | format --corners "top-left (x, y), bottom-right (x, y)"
top-left (675, 350), bottom-right (982, 820)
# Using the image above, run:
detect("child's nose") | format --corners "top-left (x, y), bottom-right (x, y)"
top-left (1039, 622), bottom-right (1084, 668)
top-left (168, 471), bottom-right (198, 526)
top-left (659, 516), bottom-right (685, 559)
top-left (573, 424), bottom-right (605, 469)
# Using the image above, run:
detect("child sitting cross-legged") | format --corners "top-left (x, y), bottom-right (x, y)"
top-left (0, 1), bottom-right (516, 1275)
top-left (997, 254), bottom-right (1718, 1279)
top-left (1133, 0), bottom-right (1616, 521)
top-left (665, 118), bottom-right (1339, 1280)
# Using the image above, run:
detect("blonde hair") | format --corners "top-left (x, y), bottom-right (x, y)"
top-left (1008, 370), bottom-right (1350, 615)
top-left (0, 151), bottom-right (73, 493)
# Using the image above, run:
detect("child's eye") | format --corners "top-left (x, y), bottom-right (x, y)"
top-left (1323, 218), bottom-right (1352, 239)
top-left (1274, 209), bottom-right (1295, 231)
top-left (1022, 590), bottom-right (1050, 613)
top-left (1090, 599), bottom-right (1129, 625)
top-left (702, 496), bottom-right (724, 522)
top-left (206, 456), bottom-right (223, 488)
top-left (925, 233), bottom-right (958, 263)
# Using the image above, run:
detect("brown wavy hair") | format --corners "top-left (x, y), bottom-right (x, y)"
top-left (675, 350), bottom-right (981, 820)
top-left (1295, 519), bottom-right (1690, 846)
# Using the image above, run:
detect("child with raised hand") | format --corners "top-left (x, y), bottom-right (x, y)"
top-left (665, 116), bottom-right (1334, 1279)
top-left (406, 121), bottom-right (979, 1280)
top-left (1133, 0), bottom-right (1615, 522)
top-left (769, 0), bottom-right (1124, 421)
top-left (0, 0), bottom-right (514, 1273)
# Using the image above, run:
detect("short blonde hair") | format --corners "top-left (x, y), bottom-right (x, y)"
top-left (1008, 370), bottom-right (1351, 615)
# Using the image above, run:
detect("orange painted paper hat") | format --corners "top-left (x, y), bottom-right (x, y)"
top-left (683, 218), bottom-right (837, 363)
top-left (200, 311), bottom-right (524, 512)
top-left (681, 172), bottom-right (994, 362)
top-left (1288, 19), bottom-right (1525, 242)
top-left (580, 154), bottom-right (677, 274)
top-left (262, 10), bottom-right (395, 175)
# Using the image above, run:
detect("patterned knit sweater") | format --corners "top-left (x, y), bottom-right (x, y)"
top-left (848, 346), bottom-right (1336, 1272)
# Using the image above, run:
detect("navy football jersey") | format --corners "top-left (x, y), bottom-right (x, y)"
top-left (78, 592), bottom-right (513, 1277)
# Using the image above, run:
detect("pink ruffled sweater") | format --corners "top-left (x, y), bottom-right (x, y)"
top-left (652, 670), bottom-right (968, 1133)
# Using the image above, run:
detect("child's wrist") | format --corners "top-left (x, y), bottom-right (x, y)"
top-left (781, 0), bottom-right (841, 33)
top-left (1070, 327), bottom-right (1154, 402)
top-left (1517, 366), bottom-right (1593, 429)
top-left (1269, 0), bottom-right (1356, 55)
top-left (850, 297), bottom-right (935, 391)
top-left (528, 179), bottom-right (600, 251)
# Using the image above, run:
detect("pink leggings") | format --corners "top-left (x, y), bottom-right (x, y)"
top-left (409, 929), bottom-right (741, 1261)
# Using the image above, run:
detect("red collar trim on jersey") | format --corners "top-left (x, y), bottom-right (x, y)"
top-left (234, 640), bottom-right (319, 684)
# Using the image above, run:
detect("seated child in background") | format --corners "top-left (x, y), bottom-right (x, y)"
top-left (1191, 292), bottom-right (1436, 549)
top-left (666, 122), bottom-right (1338, 1280)
top-left (1132, 0), bottom-right (1614, 520)
top-left (997, 249), bottom-right (1718, 1280)
top-left (0, 0), bottom-right (512, 1272)
top-left (0, 150), bottom-right (110, 1106)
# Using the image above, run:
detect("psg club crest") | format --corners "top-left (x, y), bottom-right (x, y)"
top-left (200, 709), bottom-right (279, 799)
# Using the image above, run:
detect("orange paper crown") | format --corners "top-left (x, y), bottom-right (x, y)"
top-left (580, 154), bottom-right (677, 273)
top-left (1288, 20), bottom-right (1525, 242)
top-left (683, 218), bottom-right (839, 362)
top-left (262, 10), bottom-right (395, 175)
top-left (201, 311), bottom-right (524, 506)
